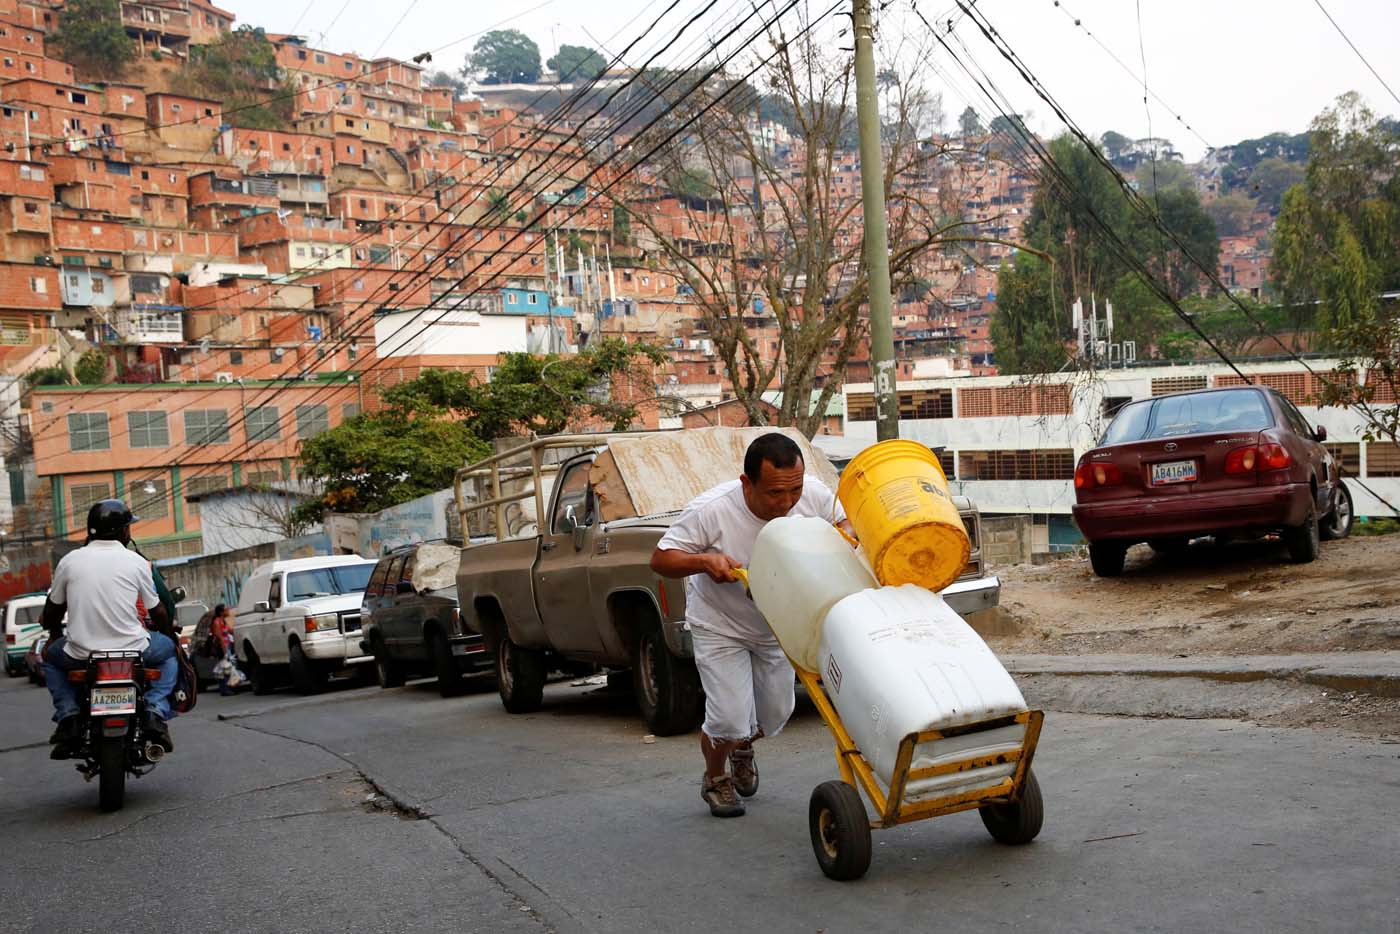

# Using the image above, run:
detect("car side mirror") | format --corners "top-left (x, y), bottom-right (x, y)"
top-left (395, 580), bottom-right (416, 595)
top-left (1314, 425), bottom-right (1327, 442)
top-left (169, 586), bottom-right (186, 603)
top-left (253, 600), bottom-right (271, 613)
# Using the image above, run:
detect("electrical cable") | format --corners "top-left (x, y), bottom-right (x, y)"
top-left (1309, 0), bottom-right (1400, 108)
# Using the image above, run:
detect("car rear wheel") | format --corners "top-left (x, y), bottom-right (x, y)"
top-left (430, 629), bottom-right (464, 698)
top-left (495, 635), bottom-right (546, 713)
top-left (1320, 482), bottom-right (1353, 541)
top-left (633, 627), bottom-right (702, 736)
top-left (372, 634), bottom-right (406, 689)
top-left (1284, 504), bottom-right (1321, 563)
top-left (1088, 541), bottom-right (1127, 577)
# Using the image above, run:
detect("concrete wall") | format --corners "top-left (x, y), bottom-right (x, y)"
top-left (325, 489), bottom-right (454, 557)
top-left (981, 515), bottom-right (1033, 567)
top-left (0, 541), bottom-right (54, 604)
top-left (157, 531), bottom-right (331, 610)
top-left (374, 307), bottom-right (527, 358)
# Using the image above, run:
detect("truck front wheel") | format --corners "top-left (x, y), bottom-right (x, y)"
top-left (633, 628), bottom-right (702, 736)
top-left (496, 635), bottom-right (546, 713)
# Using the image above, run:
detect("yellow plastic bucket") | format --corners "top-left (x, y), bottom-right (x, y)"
top-left (837, 440), bottom-right (970, 592)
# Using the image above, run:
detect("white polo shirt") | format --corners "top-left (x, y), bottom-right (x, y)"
top-left (656, 476), bottom-right (845, 643)
top-left (49, 540), bottom-right (157, 659)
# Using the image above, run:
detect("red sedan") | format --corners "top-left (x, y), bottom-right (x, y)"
top-left (1072, 386), bottom-right (1353, 577)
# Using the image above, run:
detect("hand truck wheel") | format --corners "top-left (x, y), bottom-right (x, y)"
top-left (808, 780), bottom-right (872, 880)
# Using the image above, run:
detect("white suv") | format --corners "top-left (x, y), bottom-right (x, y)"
top-left (234, 555), bottom-right (377, 694)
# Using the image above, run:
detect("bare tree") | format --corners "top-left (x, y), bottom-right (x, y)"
top-left (211, 485), bottom-right (319, 552)
top-left (605, 22), bottom-right (1012, 436)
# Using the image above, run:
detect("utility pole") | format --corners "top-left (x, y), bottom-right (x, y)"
top-left (853, 0), bottom-right (898, 441)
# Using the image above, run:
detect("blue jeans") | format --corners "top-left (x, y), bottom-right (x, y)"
top-left (44, 633), bottom-right (178, 723)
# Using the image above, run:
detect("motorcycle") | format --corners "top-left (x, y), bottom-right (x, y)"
top-left (61, 650), bottom-right (169, 812)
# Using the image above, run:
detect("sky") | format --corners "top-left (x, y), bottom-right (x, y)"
top-left (229, 0), bottom-right (1400, 161)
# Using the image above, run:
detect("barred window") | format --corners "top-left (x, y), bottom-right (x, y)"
top-left (1151, 375), bottom-right (1208, 396)
top-left (1324, 443), bottom-right (1360, 477)
top-left (127, 410), bottom-right (169, 448)
top-left (70, 481), bottom-right (111, 525)
top-left (1366, 443), bottom-right (1400, 478)
top-left (245, 405), bottom-right (281, 442)
top-left (67, 412), bottom-right (110, 452)
top-left (296, 403), bottom-right (328, 439)
top-left (185, 474), bottom-right (228, 516)
top-left (957, 449), bottom-right (1075, 481)
top-left (134, 477), bottom-right (169, 518)
top-left (185, 409), bottom-right (230, 445)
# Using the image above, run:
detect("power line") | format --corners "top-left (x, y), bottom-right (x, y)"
top-left (1309, 0), bottom-right (1400, 108)
top-left (15, 0), bottom-right (812, 538)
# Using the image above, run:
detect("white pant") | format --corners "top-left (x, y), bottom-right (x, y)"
top-left (690, 625), bottom-right (795, 742)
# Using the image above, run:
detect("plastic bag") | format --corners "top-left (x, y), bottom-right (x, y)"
top-left (226, 666), bottom-right (247, 689)
top-left (212, 658), bottom-right (232, 677)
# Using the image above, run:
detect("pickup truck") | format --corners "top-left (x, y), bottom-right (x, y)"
top-left (455, 428), bottom-right (1001, 736)
top-left (233, 554), bottom-right (378, 695)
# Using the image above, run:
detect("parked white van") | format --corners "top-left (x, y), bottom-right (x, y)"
top-left (3, 592), bottom-right (48, 677)
top-left (234, 555), bottom-right (377, 694)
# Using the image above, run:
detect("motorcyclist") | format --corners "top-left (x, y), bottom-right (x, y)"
top-left (43, 499), bottom-right (177, 759)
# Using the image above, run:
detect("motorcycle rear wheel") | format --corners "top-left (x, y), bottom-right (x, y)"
top-left (97, 735), bottom-right (126, 812)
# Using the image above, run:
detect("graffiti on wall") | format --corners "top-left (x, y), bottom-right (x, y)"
top-left (0, 552), bottom-right (51, 605)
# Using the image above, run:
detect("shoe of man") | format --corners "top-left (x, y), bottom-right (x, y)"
top-left (700, 773), bottom-right (746, 818)
top-left (142, 712), bottom-right (173, 753)
top-left (730, 744), bottom-right (759, 798)
top-left (48, 716), bottom-right (83, 760)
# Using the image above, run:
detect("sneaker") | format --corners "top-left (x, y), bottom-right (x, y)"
top-left (700, 773), bottom-right (746, 818)
top-left (730, 744), bottom-right (759, 798)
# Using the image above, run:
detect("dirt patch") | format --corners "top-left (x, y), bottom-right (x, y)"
top-left (980, 534), bottom-right (1400, 657)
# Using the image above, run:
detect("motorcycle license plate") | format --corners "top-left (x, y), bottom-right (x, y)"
top-left (1151, 460), bottom-right (1198, 485)
top-left (90, 685), bottom-right (137, 715)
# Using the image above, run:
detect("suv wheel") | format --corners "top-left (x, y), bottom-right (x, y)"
top-left (372, 634), bottom-right (405, 689)
top-left (1088, 541), bottom-right (1127, 577)
top-left (429, 629), bottom-right (464, 698)
top-left (289, 642), bottom-right (328, 695)
top-left (1284, 504), bottom-right (1321, 563)
top-left (1320, 482), bottom-right (1353, 541)
top-left (633, 627), bottom-right (702, 736)
top-left (495, 634), bottom-right (546, 713)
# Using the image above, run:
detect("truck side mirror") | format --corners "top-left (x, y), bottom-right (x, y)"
top-left (253, 600), bottom-right (271, 613)
top-left (565, 504), bottom-right (587, 551)
top-left (395, 580), bottom-right (416, 596)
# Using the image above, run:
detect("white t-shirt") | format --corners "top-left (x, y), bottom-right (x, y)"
top-left (656, 476), bottom-right (846, 643)
top-left (50, 540), bottom-right (157, 659)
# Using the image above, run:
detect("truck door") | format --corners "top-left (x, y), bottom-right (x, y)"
top-left (533, 456), bottom-right (607, 658)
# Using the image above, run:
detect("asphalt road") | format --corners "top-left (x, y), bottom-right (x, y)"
top-left (1, 671), bottom-right (1397, 934)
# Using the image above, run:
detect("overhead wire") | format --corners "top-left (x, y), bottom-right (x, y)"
top-left (1308, 0), bottom-right (1400, 108)
top-left (18, 0), bottom-right (829, 537)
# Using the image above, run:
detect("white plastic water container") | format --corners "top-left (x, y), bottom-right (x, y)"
top-left (748, 516), bottom-right (877, 672)
top-left (818, 584), bottom-right (1029, 803)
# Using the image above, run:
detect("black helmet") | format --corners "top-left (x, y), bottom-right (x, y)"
top-left (87, 499), bottom-right (138, 540)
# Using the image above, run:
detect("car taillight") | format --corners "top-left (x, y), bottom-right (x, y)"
top-left (1259, 443), bottom-right (1292, 471)
top-left (1225, 446), bottom-right (1258, 474)
top-left (1076, 462), bottom-right (1123, 489)
top-left (1225, 444), bottom-right (1292, 474)
top-left (95, 659), bottom-right (135, 682)
top-left (4, 633), bottom-right (13, 644)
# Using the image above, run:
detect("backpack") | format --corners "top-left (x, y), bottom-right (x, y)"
top-left (171, 639), bottom-right (198, 714)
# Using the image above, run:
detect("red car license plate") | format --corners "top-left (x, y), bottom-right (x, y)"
top-left (1151, 460), bottom-right (1198, 485)
top-left (90, 685), bottom-right (137, 715)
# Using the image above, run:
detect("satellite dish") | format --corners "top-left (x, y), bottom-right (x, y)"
top-left (199, 337), bottom-right (211, 355)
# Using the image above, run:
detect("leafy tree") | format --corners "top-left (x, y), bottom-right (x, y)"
top-left (1274, 92), bottom-right (1400, 333)
top-left (989, 255), bottom-right (1067, 374)
top-left (1204, 192), bottom-right (1257, 237)
top-left (1245, 157), bottom-right (1304, 213)
top-left (427, 70), bottom-right (468, 98)
top-left (611, 205), bottom-right (631, 246)
top-left (547, 44), bottom-right (606, 82)
top-left (989, 113), bottom-right (1028, 138)
top-left (74, 349), bottom-right (109, 384)
top-left (49, 0), bottom-right (134, 81)
top-left (1132, 159), bottom-right (1193, 196)
top-left (26, 366), bottom-right (71, 388)
top-left (176, 26), bottom-right (294, 129)
top-left (467, 29), bottom-right (541, 85)
top-left (297, 340), bottom-right (666, 516)
top-left (1099, 130), bottom-right (1131, 160)
top-left (958, 106), bottom-right (982, 137)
